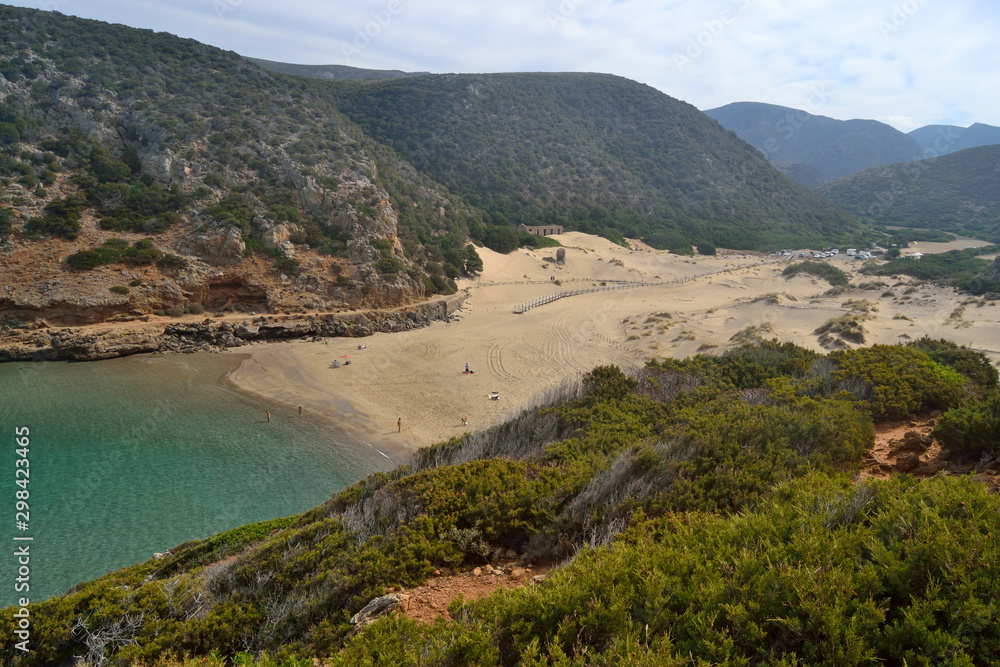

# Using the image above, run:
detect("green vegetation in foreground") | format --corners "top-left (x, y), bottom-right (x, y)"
top-left (782, 260), bottom-right (850, 286)
top-left (5, 340), bottom-right (1000, 666)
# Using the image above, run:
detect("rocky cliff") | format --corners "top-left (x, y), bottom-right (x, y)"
top-left (0, 291), bottom-right (467, 362)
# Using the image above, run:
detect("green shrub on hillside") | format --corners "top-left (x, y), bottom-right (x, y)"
top-left (933, 391), bottom-right (1000, 459)
top-left (0, 206), bottom-right (13, 237)
top-left (907, 337), bottom-right (999, 392)
top-left (827, 345), bottom-right (966, 421)
top-left (8, 342), bottom-right (1000, 667)
top-left (336, 474), bottom-right (1000, 666)
top-left (24, 194), bottom-right (86, 239)
top-left (66, 238), bottom-right (166, 270)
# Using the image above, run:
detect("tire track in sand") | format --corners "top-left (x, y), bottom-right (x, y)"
top-left (488, 341), bottom-right (518, 382)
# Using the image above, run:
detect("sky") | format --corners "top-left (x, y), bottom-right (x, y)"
top-left (7, 0), bottom-right (1000, 131)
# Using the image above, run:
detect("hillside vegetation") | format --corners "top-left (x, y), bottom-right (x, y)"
top-left (818, 146), bottom-right (1000, 243)
top-left (705, 102), bottom-right (924, 185)
top-left (7, 340), bottom-right (1000, 666)
top-left (324, 74), bottom-right (862, 252)
top-left (0, 5), bottom-right (484, 322)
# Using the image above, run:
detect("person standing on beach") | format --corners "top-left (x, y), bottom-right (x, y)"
top-left (397, 417), bottom-right (402, 433)
top-left (298, 405), bottom-right (303, 417)
top-left (465, 363), bottom-right (470, 373)
top-left (266, 410), bottom-right (271, 423)
top-left (462, 415), bottom-right (468, 426)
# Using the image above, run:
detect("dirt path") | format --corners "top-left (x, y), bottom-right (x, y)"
top-left (388, 561), bottom-right (553, 625)
top-left (862, 414), bottom-right (1000, 489)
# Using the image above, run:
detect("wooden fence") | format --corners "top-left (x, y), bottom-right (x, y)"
top-left (512, 259), bottom-right (779, 313)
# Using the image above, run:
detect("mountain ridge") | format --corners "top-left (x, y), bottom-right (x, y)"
top-left (322, 73), bottom-right (862, 251)
top-left (705, 101), bottom-right (925, 185)
top-left (909, 122), bottom-right (1000, 156)
top-left (248, 57), bottom-right (430, 80)
top-left (817, 144), bottom-right (1000, 241)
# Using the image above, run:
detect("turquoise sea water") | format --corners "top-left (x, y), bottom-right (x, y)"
top-left (0, 352), bottom-right (393, 608)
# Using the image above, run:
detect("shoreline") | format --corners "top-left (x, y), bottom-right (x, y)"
top-left (220, 233), bottom-right (1000, 457)
top-left (223, 343), bottom-right (413, 464)
top-left (0, 291), bottom-right (468, 363)
top-left (8, 232), bottom-right (998, 464)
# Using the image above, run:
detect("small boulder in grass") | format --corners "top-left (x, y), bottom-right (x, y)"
top-left (350, 593), bottom-right (411, 627)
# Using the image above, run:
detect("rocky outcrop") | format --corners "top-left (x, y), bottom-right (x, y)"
top-left (350, 593), bottom-right (410, 628)
top-left (985, 257), bottom-right (1000, 284)
top-left (0, 291), bottom-right (468, 362)
top-left (189, 228), bottom-right (247, 266)
top-left (257, 219), bottom-right (302, 257)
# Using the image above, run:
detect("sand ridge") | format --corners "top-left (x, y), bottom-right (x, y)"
top-left (227, 233), bottom-right (1000, 460)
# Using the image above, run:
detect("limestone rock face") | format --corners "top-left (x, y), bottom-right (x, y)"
top-left (191, 228), bottom-right (246, 266)
top-left (258, 221), bottom-right (302, 257)
top-left (141, 149), bottom-right (190, 186)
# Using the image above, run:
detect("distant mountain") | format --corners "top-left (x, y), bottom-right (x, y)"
top-left (323, 74), bottom-right (861, 251)
top-left (909, 123), bottom-right (1000, 156)
top-left (248, 58), bottom-right (428, 80)
top-left (705, 102), bottom-right (924, 185)
top-left (817, 146), bottom-right (1000, 241)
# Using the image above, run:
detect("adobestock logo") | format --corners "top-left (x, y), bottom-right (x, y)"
top-left (878, 0), bottom-right (929, 40)
top-left (673, 0), bottom-right (752, 73)
top-left (546, 0), bottom-right (587, 31)
top-left (213, 0), bottom-right (244, 20)
top-left (341, 1), bottom-right (406, 63)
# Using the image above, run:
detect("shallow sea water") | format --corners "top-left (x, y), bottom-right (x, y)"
top-left (0, 351), bottom-right (392, 607)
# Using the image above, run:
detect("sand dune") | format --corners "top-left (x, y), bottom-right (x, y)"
top-left (228, 233), bottom-right (1000, 461)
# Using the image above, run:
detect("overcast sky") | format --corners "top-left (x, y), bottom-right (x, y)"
top-left (9, 0), bottom-right (999, 131)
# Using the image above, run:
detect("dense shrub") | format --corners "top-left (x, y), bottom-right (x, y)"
top-left (0, 206), bottom-right (13, 237)
top-left (908, 337), bottom-right (999, 392)
top-left (66, 244), bottom-right (123, 270)
top-left (204, 194), bottom-right (255, 233)
top-left (933, 391), bottom-right (1000, 459)
top-left (374, 257), bottom-right (404, 275)
top-left (24, 194), bottom-right (86, 238)
top-left (157, 253), bottom-right (188, 270)
top-left (828, 345), bottom-right (966, 420)
top-left (481, 224), bottom-right (519, 254)
top-left (782, 260), bottom-right (850, 286)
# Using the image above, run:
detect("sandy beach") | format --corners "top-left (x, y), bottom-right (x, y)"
top-left (228, 232), bottom-right (1000, 461)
